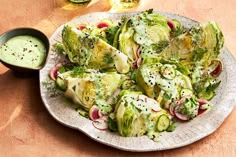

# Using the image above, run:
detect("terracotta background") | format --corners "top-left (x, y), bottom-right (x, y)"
top-left (0, 0), bottom-right (235, 156)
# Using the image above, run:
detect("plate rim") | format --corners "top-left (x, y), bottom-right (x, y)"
top-left (39, 11), bottom-right (236, 152)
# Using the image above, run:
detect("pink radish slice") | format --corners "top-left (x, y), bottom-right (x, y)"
top-left (77, 25), bottom-right (86, 30)
top-left (131, 62), bottom-right (138, 69)
top-left (145, 97), bottom-right (161, 112)
top-left (92, 116), bottom-right (108, 130)
top-left (210, 60), bottom-right (223, 77)
top-left (197, 99), bottom-right (209, 115)
top-left (106, 97), bottom-right (113, 104)
top-left (174, 105), bottom-right (190, 121)
top-left (149, 101), bottom-right (161, 112)
top-left (151, 106), bottom-right (161, 112)
top-left (170, 96), bottom-right (190, 116)
top-left (137, 57), bottom-right (142, 68)
top-left (89, 105), bottom-right (101, 121)
top-left (197, 99), bottom-right (209, 106)
top-left (198, 109), bottom-right (207, 115)
top-left (178, 95), bottom-right (192, 104)
top-left (113, 88), bottom-right (121, 97)
top-left (97, 22), bottom-right (109, 28)
top-left (107, 88), bottom-right (121, 103)
top-left (167, 20), bottom-right (175, 31)
top-left (169, 102), bottom-right (177, 116)
top-left (136, 46), bottom-right (141, 58)
top-left (49, 63), bottom-right (63, 80)
top-left (50, 66), bottom-right (58, 80)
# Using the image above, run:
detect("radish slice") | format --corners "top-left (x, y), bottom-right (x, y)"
top-left (169, 102), bottom-right (177, 116)
top-left (49, 63), bottom-right (63, 80)
top-left (149, 101), bottom-right (161, 112)
top-left (50, 66), bottom-right (58, 80)
top-left (167, 20), bottom-right (175, 31)
top-left (174, 106), bottom-right (190, 121)
top-left (77, 25), bottom-right (86, 30)
top-left (106, 97), bottom-right (113, 104)
top-left (151, 105), bottom-right (161, 112)
top-left (197, 99), bottom-right (210, 115)
top-left (197, 99), bottom-right (209, 106)
top-left (136, 95), bottom-right (161, 112)
top-left (92, 116), bottom-right (108, 130)
top-left (89, 105), bottom-right (102, 121)
top-left (106, 88), bottom-right (121, 104)
top-left (146, 97), bottom-right (161, 112)
top-left (210, 59), bottom-right (223, 77)
top-left (178, 95), bottom-right (192, 104)
top-left (131, 62), bottom-right (138, 69)
top-left (113, 88), bottom-right (121, 97)
top-left (169, 96), bottom-right (191, 116)
top-left (136, 46), bottom-right (141, 58)
top-left (97, 22), bottom-right (109, 28)
top-left (137, 57), bottom-right (142, 68)
top-left (198, 108), bottom-right (207, 115)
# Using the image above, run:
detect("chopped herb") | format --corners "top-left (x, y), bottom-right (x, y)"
top-left (103, 54), bottom-right (114, 64)
top-left (53, 42), bottom-right (64, 54)
top-left (192, 47), bottom-right (207, 61)
top-left (41, 79), bottom-right (62, 97)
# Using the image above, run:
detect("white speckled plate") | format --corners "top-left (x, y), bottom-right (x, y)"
top-left (39, 11), bottom-right (236, 152)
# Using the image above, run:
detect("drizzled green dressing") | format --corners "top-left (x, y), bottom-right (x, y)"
top-left (0, 35), bottom-right (46, 68)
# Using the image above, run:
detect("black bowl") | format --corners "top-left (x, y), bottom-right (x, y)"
top-left (0, 27), bottom-right (49, 76)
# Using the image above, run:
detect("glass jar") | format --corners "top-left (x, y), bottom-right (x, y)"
top-left (109, 0), bottom-right (140, 11)
top-left (68, 0), bottom-right (91, 5)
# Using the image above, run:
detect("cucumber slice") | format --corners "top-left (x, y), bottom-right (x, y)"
top-left (160, 64), bottom-right (176, 80)
top-left (156, 114), bottom-right (170, 132)
top-left (91, 28), bottom-right (106, 37)
top-left (166, 121), bottom-right (176, 132)
top-left (77, 107), bottom-right (89, 118)
top-left (198, 91), bottom-right (215, 100)
top-left (180, 88), bottom-right (193, 97)
top-left (56, 77), bottom-right (67, 91)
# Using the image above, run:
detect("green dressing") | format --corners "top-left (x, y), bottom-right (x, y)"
top-left (0, 35), bottom-right (46, 68)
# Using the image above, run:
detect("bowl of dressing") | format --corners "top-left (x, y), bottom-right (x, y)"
top-left (0, 28), bottom-right (49, 75)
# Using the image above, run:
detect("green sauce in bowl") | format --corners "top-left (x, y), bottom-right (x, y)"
top-left (0, 35), bottom-right (46, 68)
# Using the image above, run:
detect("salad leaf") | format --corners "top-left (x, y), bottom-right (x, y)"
top-left (59, 70), bottom-right (123, 110)
top-left (193, 77), bottom-right (221, 100)
top-left (119, 23), bottom-right (139, 62)
top-left (159, 21), bottom-right (224, 62)
top-left (62, 25), bottom-right (130, 73)
top-left (53, 42), bottom-right (64, 54)
top-left (105, 25), bottom-right (119, 46)
top-left (192, 47), bottom-right (207, 61)
top-left (108, 116), bottom-right (118, 132)
top-left (177, 97), bottom-right (199, 119)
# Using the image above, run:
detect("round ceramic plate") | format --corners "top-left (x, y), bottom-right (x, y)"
top-left (39, 11), bottom-right (236, 152)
